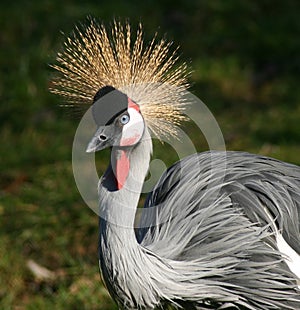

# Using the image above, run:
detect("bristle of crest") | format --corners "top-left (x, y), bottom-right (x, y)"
top-left (50, 18), bottom-right (190, 140)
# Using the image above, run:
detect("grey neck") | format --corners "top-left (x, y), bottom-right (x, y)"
top-left (98, 127), bottom-right (152, 239)
top-left (97, 128), bottom-right (159, 307)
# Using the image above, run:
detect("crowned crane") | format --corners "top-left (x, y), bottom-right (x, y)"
top-left (51, 20), bottom-right (300, 309)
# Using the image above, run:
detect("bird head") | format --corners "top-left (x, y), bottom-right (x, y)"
top-left (86, 85), bottom-right (145, 152)
top-left (50, 18), bottom-right (189, 147)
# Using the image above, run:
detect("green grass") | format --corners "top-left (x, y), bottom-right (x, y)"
top-left (1, 1), bottom-right (299, 309)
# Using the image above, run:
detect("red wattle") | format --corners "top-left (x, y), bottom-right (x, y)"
top-left (128, 98), bottom-right (140, 112)
top-left (116, 150), bottom-right (130, 190)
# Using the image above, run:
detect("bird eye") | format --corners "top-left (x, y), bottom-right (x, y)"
top-left (120, 114), bottom-right (130, 125)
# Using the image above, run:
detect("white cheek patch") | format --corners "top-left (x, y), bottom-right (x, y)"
top-left (120, 108), bottom-right (144, 146)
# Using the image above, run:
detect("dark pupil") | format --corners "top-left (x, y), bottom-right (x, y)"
top-left (121, 115), bottom-right (128, 124)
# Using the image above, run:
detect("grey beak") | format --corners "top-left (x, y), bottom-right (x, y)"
top-left (86, 135), bottom-right (102, 153)
top-left (86, 125), bottom-right (114, 153)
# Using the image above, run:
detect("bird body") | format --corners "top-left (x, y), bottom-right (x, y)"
top-left (51, 19), bottom-right (300, 309)
top-left (97, 127), bottom-right (300, 309)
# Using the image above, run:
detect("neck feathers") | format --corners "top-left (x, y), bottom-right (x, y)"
top-left (98, 127), bottom-right (152, 228)
top-left (98, 128), bottom-right (157, 307)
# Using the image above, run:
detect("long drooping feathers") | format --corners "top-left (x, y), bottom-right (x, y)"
top-left (50, 19), bottom-right (189, 139)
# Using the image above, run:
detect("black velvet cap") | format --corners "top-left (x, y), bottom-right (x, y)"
top-left (92, 86), bottom-right (128, 125)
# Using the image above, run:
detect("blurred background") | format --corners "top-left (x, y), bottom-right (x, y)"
top-left (0, 1), bottom-right (299, 309)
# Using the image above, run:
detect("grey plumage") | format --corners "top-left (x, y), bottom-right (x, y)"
top-left (98, 130), bottom-right (300, 310)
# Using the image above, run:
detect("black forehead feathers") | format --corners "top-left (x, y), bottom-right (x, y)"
top-left (92, 86), bottom-right (128, 126)
top-left (93, 85), bottom-right (116, 102)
